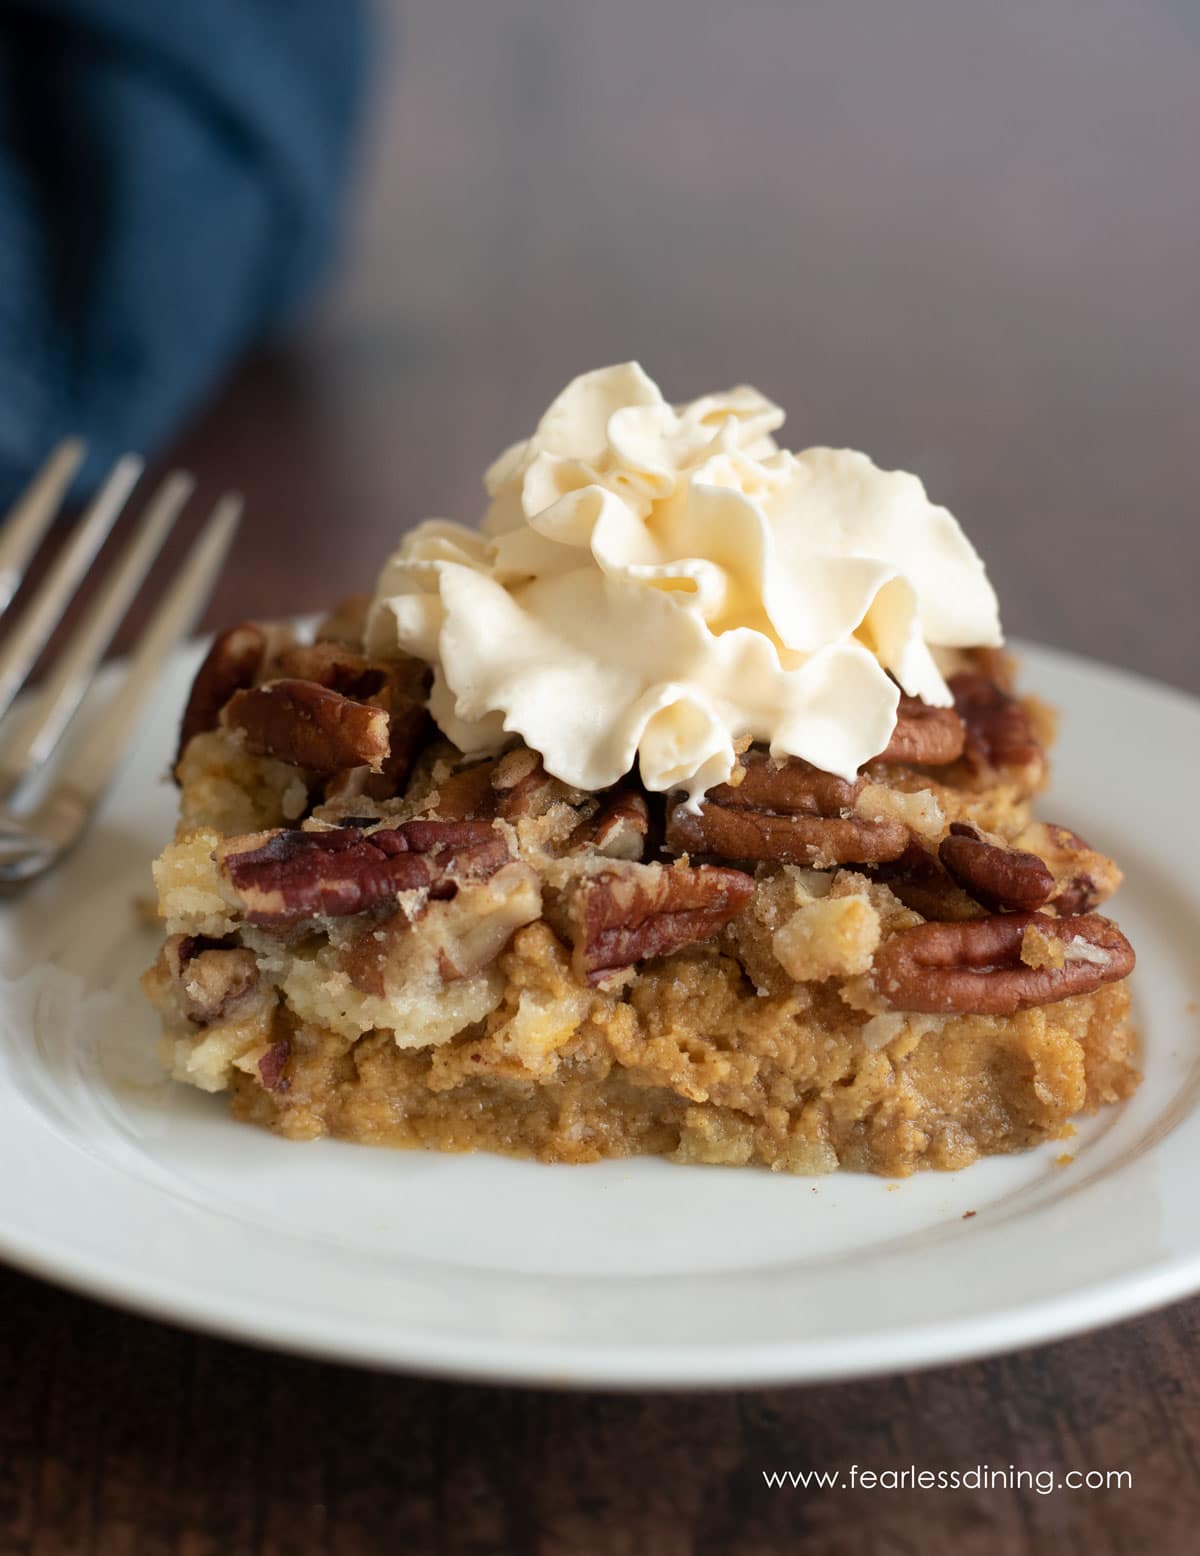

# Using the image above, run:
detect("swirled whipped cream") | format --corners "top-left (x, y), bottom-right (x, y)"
top-left (366, 363), bottom-right (1002, 802)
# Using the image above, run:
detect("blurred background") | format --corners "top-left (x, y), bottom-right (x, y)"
top-left (6, 0), bottom-right (1199, 689)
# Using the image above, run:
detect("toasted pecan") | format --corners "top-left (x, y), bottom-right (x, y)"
top-left (666, 752), bottom-right (909, 867)
top-left (706, 751), bottom-right (861, 815)
top-left (164, 933), bottom-right (260, 1025)
top-left (219, 819), bottom-right (508, 926)
top-left (177, 623), bottom-right (267, 766)
top-left (552, 861), bottom-right (754, 983)
top-left (1016, 821), bottom-right (1122, 915)
top-left (269, 645), bottom-right (432, 795)
top-left (425, 749), bottom-right (587, 825)
top-left (367, 660), bottom-right (433, 798)
top-left (938, 822), bottom-right (1055, 913)
top-left (949, 671), bottom-right (1042, 775)
top-left (430, 760), bottom-right (501, 820)
top-left (257, 1038), bottom-right (291, 1093)
top-left (872, 911), bottom-right (1134, 1014)
top-left (373, 696), bottom-right (432, 796)
top-left (567, 787), bottom-right (650, 860)
top-left (225, 680), bottom-right (391, 775)
top-left (490, 747), bottom-right (541, 796)
top-left (491, 749), bottom-right (565, 820)
top-left (272, 642), bottom-right (390, 700)
top-left (668, 803), bottom-right (909, 867)
top-left (875, 696), bottom-right (965, 766)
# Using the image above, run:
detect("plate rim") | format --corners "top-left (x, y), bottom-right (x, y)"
top-left (1, 634), bottom-right (1198, 1388)
top-left (3, 1206), bottom-right (1200, 1389)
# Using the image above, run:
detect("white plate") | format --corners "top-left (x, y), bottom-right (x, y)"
top-left (1, 641), bottom-right (1198, 1389)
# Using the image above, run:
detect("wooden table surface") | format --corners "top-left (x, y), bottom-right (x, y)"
top-left (5, 4), bottom-right (1200, 1551)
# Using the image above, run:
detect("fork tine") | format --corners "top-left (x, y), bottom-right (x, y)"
top-left (0, 469), bottom-right (195, 796)
top-left (0, 440), bottom-right (88, 613)
top-left (0, 452), bottom-right (144, 725)
top-left (35, 494), bottom-right (242, 845)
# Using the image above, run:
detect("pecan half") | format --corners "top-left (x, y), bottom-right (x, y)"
top-left (666, 752), bottom-right (909, 867)
top-left (707, 752), bottom-right (860, 815)
top-left (875, 696), bottom-right (965, 766)
top-left (219, 819), bottom-right (508, 926)
top-left (551, 862), bottom-right (754, 983)
top-left (164, 933), bottom-right (260, 1024)
top-left (872, 911), bottom-right (1134, 1015)
top-left (668, 803), bottom-right (909, 867)
top-left (272, 644), bottom-right (432, 802)
top-left (949, 671), bottom-right (1042, 775)
top-left (177, 623), bottom-right (266, 765)
top-left (938, 822), bottom-right (1055, 913)
top-left (225, 680), bottom-right (391, 775)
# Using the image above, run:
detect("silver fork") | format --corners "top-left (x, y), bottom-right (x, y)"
top-left (0, 442), bottom-right (240, 885)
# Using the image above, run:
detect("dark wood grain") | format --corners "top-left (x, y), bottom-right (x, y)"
top-left (4, 1263), bottom-right (1200, 1556)
top-left (6, 3), bottom-right (1200, 1552)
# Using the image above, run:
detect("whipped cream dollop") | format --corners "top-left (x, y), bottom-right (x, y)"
top-left (367, 363), bottom-right (1002, 802)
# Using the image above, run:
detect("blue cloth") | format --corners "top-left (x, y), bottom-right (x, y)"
top-left (0, 0), bottom-right (367, 502)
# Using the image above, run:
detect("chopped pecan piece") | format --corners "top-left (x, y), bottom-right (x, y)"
top-left (335, 859), bottom-right (540, 995)
top-left (225, 680), bottom-right (391, 775)
top-left (177, 623), bottom-right (267, 765)
top-left (666, 752), bottom-right (909, 867)
top-left (430, 760), bottom-right (500, 820)
top-left (218, 819), bottom-right (508, 926)
top-left (484, 748), bottom-right (561, 820)
top-left (426, 749), bottom-right (581, 823)
top-left (567, 787), bottom-right (650, 860)
top-left (949, 671), bottom-right (1042, 775)
top-left (551, 862), bottom-right (754, 984)
top-left (938, 822), bottom-right (1055, 913)
top-left (491, 746), bottom-right (541, 795)
top-left (356, 657), bottom-right (433, 798)
top-left (491, 749), bottom-right (563, 820)
top-left (353, 681), bottom-right (433, 800)
top-left (1016, 821), bottom-right (1122, 915)
top-left (258, 1038), bottom-right (291, 1093)
top-left (273, 642), bottom-right (429, 712)
top-left (379, 697), bottom-right (433, 793)
top-left (273, 642), bottom-right (390, 700)
top-left (872, 911), bottom-right (1134, 1015)
top-left (164, 933), bottom-right (260, 1024)
top-left (875, 696), bottom-right (965, 766)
